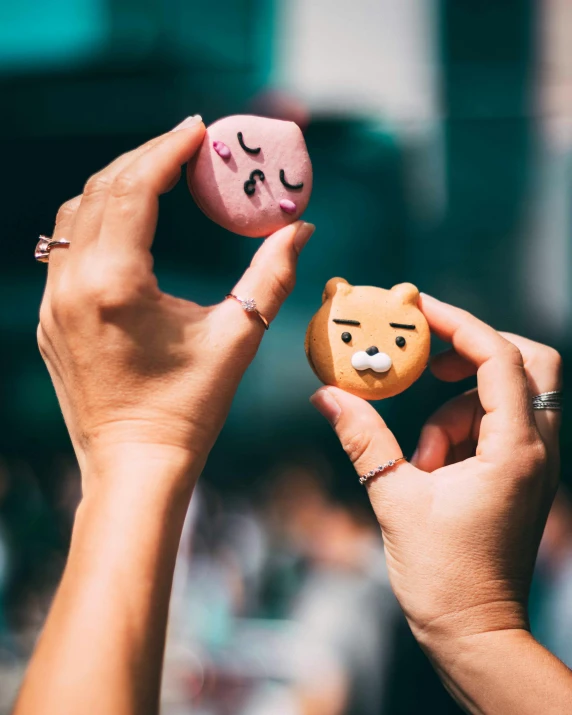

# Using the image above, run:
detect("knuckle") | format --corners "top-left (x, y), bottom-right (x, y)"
top-left (510, 434), bottom-right (547, 478)
top-left (50, 288), bottom-right (76, 323)
top-left (38, 300), bottom-right (52, 330)
top-left (55, 198), bottom-right (79, 226)
top-left (36, 323), bottom-right (48, 356)
top-left (500, 341), bottom-right (524, 366)
top-left (110, 172), bottom-right (143, 200)
top-left (83, 172), bottom-right (113, 199)
top-left (271, 266), bottom-right (295, 303)
top-left (342, 430), bottom-right (374, 466)
top-left (85, 269), bottom-right (149, 314)
top-left (111, 197), bottom-right (137, 222)
top-left (528, 437), bottom-right (548, 471)
top-left (85, 277), bottom-right (125, 311)
top-left (541, 346), bottom-right (563, 376)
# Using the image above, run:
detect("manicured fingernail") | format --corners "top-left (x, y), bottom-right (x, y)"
top-left (172, 115), bottom-right (203, 131)
top-left (310, 388), bottom-right (341, 426)
top-left (293, 222), bottom-right (315, 252)
top-left (419, 292), bottom-right (440, 303)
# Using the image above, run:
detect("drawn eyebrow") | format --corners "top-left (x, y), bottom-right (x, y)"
top-left (333, 319), bottom-right (361, 326)
top-left (237, 132), bottom-right (261, 154)
top-left (390, 322), bottom-right (416, 330)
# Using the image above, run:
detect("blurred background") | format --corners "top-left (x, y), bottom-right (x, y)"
top-left (1, 0), bottom-right (571, 712)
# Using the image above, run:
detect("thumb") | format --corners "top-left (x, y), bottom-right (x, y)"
top-left (310, 386), bottom-right (421, 515)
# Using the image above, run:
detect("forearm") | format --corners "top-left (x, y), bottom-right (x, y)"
top-left (14, 447), bottom-right (199, 715)
top-left (426, 629), bottom-right (572, 715)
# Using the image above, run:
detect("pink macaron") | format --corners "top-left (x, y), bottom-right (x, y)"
top-left (187, 115), bottom-right (313, 238)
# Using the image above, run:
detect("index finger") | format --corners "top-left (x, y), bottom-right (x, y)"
top-left (99, 119), bottom-right (206, 257)
top-left (419, 293), bottom-right (539, 460)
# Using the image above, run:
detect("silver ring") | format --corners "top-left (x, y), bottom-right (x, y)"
top-left (532, 390), bottom-right (563, 411)
top-left (35, 235), bottom-right (71, 263)
top-left (359, 457), bottom-right (406, 486)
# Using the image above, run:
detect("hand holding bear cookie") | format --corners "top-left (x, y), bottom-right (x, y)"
top-left (310, 295), bottom-right (563, 715)
top-left (305, 279), bottom-right (430, 400)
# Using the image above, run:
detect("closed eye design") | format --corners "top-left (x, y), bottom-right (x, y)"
top-left (333, 319), bottom-right (361, 326)
top-left (280, 169), bottom-right (304, 190)
top-left (237, 132), bottom-right (261, 155)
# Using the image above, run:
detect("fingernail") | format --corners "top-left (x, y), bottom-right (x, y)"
top-left (419, 292), bottom-right (440, 303)
top-left (293, 222), bottom-right (315, 253)
top-left (171, 115), bottom-right (203, 132)
top-left (310, 388), bottom-right (341, 426)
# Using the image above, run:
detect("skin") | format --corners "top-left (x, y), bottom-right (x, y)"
top-left (14, 115), bottom-right (315, 715)
top-left (14, 117), bottom-right (568, 715)
top-left (311, 295), bottom-right (569, 715)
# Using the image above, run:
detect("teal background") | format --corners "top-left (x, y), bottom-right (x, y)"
top-left (0, 1), bottom-right (570, 712)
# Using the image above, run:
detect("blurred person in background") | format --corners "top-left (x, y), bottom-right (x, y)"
top-left (164, 461), bottom-right (401, 715)
top-left (261, 462), bottom-right (400, 715)
top-left (7, 115), bottom-right (569, 715)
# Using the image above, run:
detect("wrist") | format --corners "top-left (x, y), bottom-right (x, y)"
top-left (79, 440), bottom-right (205, 497)
top-left (72, 445), bottom-right (198, 572)
top-left (410, 599), bottom-right (529, 657)
top-left (426, 628), bottom-right (537, 714)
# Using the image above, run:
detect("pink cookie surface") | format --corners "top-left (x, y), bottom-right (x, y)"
top-left (187, 115), bottom-right (313, 238)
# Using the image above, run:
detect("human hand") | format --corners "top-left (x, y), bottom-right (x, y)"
top-left (38, 116), bottom-right (315, 489)
top-left (310, 294), bottom-right (562, 649)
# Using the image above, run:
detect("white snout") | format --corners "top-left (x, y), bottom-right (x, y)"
top-left (351, 351), bottom-right (392, 374)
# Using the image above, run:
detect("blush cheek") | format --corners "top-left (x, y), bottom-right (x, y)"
top-left (213, 140), bottom-right (231, 159)
top-left (280, 199), bottom-right (297, 214)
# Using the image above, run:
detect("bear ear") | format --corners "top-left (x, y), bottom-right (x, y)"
top-left (391, 283), bottom-right (420, 305)
top-left (322, 277), bottom-right (351, 303)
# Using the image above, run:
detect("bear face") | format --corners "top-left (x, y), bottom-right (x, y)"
top-left (305, 279), bottom-right (430, 401)
top-left (187, 115), bottom-right (313, 238)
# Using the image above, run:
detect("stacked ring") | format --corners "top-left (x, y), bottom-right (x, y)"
top-left (532, 391), bottom-right (563, 411)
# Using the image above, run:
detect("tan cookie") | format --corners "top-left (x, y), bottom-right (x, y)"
top-left (305, 279), bottom-right (430, 401)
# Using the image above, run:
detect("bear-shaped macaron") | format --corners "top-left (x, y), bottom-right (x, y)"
top-left (187, 115), bottom-right (313, 238)
top-left (305, 279), bottom-right (430, 401)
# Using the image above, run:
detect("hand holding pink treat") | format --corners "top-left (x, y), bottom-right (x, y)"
top-left (187, 114), bottom-right (313, 237)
